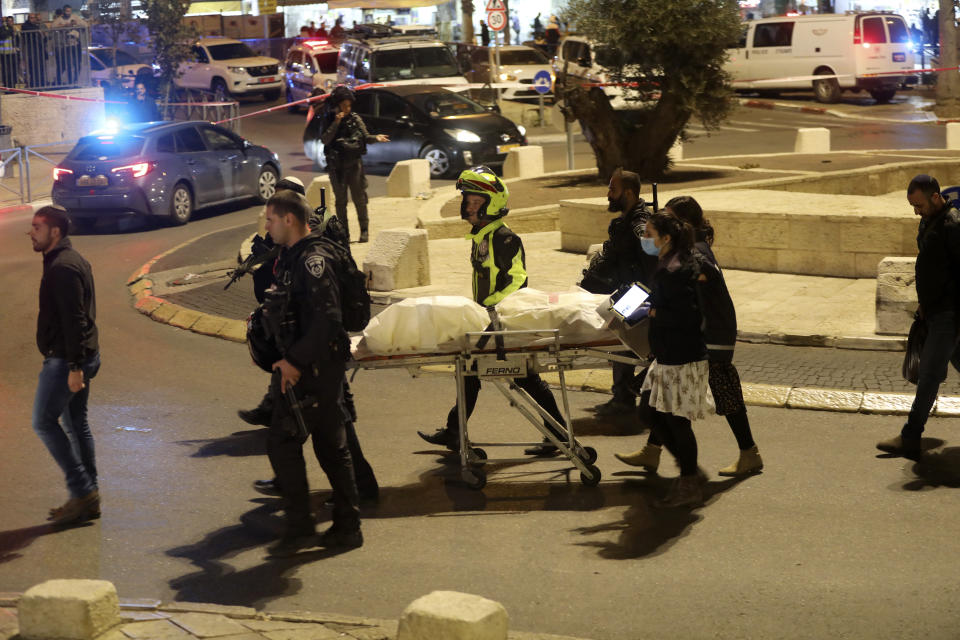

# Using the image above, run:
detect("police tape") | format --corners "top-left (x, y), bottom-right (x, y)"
top-left (0, 85), bottom-right (130, 104)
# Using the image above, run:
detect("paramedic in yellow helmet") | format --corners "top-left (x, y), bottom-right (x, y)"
top-left (418, 166), bottom-right (568, 456)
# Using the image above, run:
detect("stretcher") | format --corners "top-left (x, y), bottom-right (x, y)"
top-left (349, 324), bottom-right (646, 490)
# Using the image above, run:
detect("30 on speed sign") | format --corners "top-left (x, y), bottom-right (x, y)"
top-left (486, 9), bottom-right (506, 31)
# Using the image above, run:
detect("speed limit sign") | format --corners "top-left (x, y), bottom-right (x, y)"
top-left (486, 9), bottom-right (506, 31)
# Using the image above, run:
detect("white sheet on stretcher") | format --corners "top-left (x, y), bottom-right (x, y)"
top-left (360, 296), bottom-right (489, 355)
top-left (357, 289), bottom-right (616, 356)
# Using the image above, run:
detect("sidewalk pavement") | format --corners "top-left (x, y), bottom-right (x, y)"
top-left (121, 148), bottom-right (960, 417)
top-left (0, 596), bottom-right (590, 640)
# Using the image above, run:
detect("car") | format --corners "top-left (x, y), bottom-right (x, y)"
top-left (343, 85), bottom-right (526, 178)
top-left (176, 37), bottom-right (282, 102)
top-left (725, 13), bottom-right (915, 104)
top-left (460, 44), bottom-right (553, 102)
top-left (554, 35), bottom-right (641, 110)
top-left (88, 47), bottom-right (152, 89)
top-left (51, 120), bottom-right (280, 226)
top-left (338, 32), bottom-right (468, 89)
top-left (283, 38), bottom-right (340, 112)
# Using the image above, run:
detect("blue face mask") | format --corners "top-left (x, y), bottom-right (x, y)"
top-left (641, 236), bottom-right (660, 256)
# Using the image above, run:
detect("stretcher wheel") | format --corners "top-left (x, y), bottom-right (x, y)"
top-left (471, 447), bottom-right (488, 461)
top-left (580, 464), bottom-right (601, 487)
top-left (462, 468), bottom-right (487, 490)
top-left (579, 446), bottom-right (598, 465)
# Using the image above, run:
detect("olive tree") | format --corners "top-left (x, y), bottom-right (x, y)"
top-left (934, 0), bottom-right (960, 119)
top-left (141, 0), bottom-right (195, 101)
top-left (559, 0), bottom-right (741, 179)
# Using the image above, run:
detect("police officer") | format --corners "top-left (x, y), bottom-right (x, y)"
top-left (579, 168), bottom-right (657, 417)
top-left (319, 85), bottom-right (388, 243)
top-left (417, 166), bottom-right (568, 457)
top-left (240, 177), bottom-right (378, 507)
top-left (260, 190), bottom-right (361, 556)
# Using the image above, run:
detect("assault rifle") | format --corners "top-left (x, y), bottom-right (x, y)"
top-left (224, 235), bottom-right (280, 290)
top-left (284, 385), bottom-right (311, 444)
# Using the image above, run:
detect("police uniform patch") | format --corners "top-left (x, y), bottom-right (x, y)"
top-left (305, 254), bottom-right (326, 278)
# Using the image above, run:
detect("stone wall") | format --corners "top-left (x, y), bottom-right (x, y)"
top-left (559, 189), bottom-right (917, 277)
top-left (1, 87), bottom-right (106, 147)
top-left (876, 257), bottom-right (917, 335)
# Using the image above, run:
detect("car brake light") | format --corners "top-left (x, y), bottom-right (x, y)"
top-left (303, 39), bottom-right (329, 47)
top-left (111, 162), bottom-right (153, 178)
top-left (853, 22), bottom-right (861, 44)
top-left (53, 167), bottom-right (73, 181)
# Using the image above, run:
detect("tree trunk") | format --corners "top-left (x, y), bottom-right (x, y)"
top-left (461, 0), bottom-right (473, 44)
top-left (560, 75), bottom-right (688, 181)
top-left (935, 0), bottom-right (960, 119)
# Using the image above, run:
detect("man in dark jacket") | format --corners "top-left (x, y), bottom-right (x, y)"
top-left (320, 86), bottom-right (388, 243)
top-left (878, 174), bottom-right (960, 459)
top-left (261, 190), bottom-right (362, 555)
top-left (580, 168), bottom-right (657, 416)
top-left (29, 205), bottom-right (102, 526)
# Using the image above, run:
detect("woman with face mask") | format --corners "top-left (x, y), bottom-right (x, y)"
top-left (624, 210), bottom-right (712, 508)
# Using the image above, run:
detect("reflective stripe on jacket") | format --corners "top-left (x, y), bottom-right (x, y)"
top-left (466, 218), bottom-right (527, 306)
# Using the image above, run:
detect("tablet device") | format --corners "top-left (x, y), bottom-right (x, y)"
top-left (612, 284), bottom-right (650, 319)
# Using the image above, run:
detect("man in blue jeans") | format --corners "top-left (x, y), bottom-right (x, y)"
top-left (29, 205), bottom-right (101, 525)
top-left (878, 175), bottom-right (960, 460)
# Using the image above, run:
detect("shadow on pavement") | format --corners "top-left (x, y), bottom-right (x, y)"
top-left (904, 446), bottom-right (960, 490)
top-left (69, 200), bottom-right (260, 236)
top-left (570, 471), bottom-right (749, 560)
top-left (570, 414), bottom-right (646, 437)
top-left (0, 521), bottom-right (93, 564)
top-left (176, 428), bottom-right (268, 459)
top-left (165, 499), bottom-right (355, 607)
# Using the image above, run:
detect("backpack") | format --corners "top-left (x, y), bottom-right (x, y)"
top-left (315, 234), bottom-right (372, 333)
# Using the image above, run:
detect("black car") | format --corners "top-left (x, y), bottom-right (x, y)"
top-left (52, 121), bottom-right (281, 226)
top-left (349, 85), bottom-right (527, 178)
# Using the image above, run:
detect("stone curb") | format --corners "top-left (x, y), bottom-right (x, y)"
top-left (737, 97), bottom-right (938, 124)
top-left (539, 375), bottom-right (960, 417)
top-left (0, 595), bottom-right (594, 640)
top-left (125, 222), bottom-right (250, 344)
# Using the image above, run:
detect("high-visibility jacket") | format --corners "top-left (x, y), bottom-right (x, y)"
top-left (466, 218), bottom-right (527, 307)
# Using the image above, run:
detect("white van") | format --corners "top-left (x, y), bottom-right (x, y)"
top-left (725, 13), bottom-right (915, 104)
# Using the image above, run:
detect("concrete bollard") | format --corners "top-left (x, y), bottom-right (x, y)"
top-left (502, 146), bottom-right (544, 180)
top-left (362, 228), bottom-right (430, 291)
top-left (876, 257), bottom-right (917, 335)
top-left (306, 174), bottom-right (333, 211)
top-left (947, 122), bottom-right (960, 150)
top-left (386, 159), bottom-right (431, 197)
top-left (18, 580), bottom-right (120, 640)
top-left (794, 127), bottom-right (830, 154)
top-left (397, 591), bottom-right (508, 640)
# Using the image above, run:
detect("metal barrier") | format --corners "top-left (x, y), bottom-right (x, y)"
top-left (0, 26), bottom-right (91, 91)
top-left (159, 89), bottom-right (241, 134)
top-left (0, 139), bottom-right (76, 204)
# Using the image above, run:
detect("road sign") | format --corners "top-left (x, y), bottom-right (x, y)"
top-left (487, 9), bottom-right (506, 32)
top-left (485, 0), bottom-right (505, 10)
top-left (533, 69), bottom-right (552, 94)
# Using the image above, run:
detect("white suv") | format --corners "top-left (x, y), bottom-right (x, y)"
top-left (176, 37), bottom-right (282, 102)
top-left (337, 34), bottom-right (467, 88)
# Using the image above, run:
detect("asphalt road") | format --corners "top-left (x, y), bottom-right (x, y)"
top-left (4, 201), bottom-right (960, 639)
top-left (228, 93), bottom-right (944, 201)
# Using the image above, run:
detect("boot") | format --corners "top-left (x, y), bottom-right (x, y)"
top-left (877, 434), bottom-right (921, 460)
top-left (614, 443), bottom-right (661, 471)
top-left (718, 445), bottom-right (764, 476)
top-left (418, 428), bottom-right (459, 451)
top-left (358, 229), bottom-right (369, 243)
top-left (656, 474), bottom-right (703, 508)
top-left (49, 489), bottom-right (100, 526)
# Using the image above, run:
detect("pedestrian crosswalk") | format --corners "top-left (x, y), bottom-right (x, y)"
top-left (685, 115), bottom-right (855, 135)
